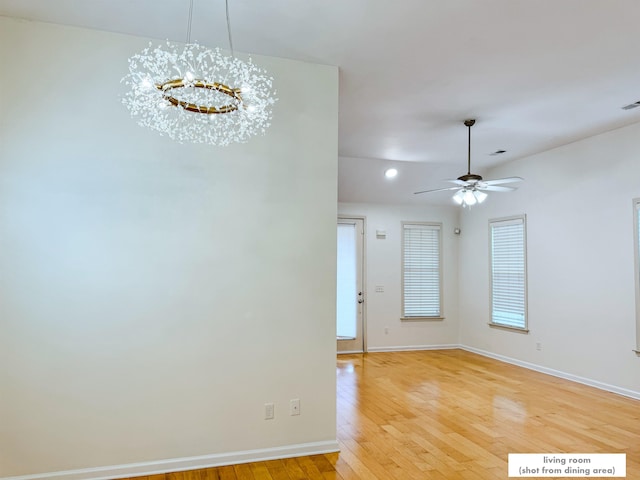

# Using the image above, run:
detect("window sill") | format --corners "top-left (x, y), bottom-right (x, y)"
top-left (401, 316), bottom-right (445, 322)
top-left (488, 323), bottom-right (529, 334)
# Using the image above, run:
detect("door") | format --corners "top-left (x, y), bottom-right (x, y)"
top-left (337, 218), bottom-right (365, 353)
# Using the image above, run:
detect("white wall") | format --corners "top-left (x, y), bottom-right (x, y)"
top-left (338, 203), bottom-right (460, 350)
top-left (459, 122), bottom-right (640, 395)
top-left (0, 17), bottom-right (338, 478)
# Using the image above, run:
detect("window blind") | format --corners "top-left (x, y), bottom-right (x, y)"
top-left (402, 223), bottom-right (441, 318)
top-left (490, 217), bottom-right (527, 329)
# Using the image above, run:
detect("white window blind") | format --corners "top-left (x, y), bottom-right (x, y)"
top-left (490, 216), bottom-right (527, 330)
top-left (402, 223), bottom-right (442, 318)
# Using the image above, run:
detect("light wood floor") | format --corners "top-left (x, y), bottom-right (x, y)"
top-left (121, 350), bottom-right (640, 479)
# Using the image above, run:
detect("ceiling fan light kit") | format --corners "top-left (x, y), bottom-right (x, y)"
top-left (453, 188), bottom-right (487, 206)
top-left (414, 119), bottom-right (523, 207)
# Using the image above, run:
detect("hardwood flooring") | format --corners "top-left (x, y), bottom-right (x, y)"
top-left (120, 350), bottom-right (640, 479)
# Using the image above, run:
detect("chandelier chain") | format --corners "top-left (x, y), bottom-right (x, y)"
top-left (225, 0), bottom-right (235, 57)
top-left (186, 0), bottom-right (194, 44)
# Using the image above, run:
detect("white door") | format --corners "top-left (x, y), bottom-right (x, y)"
top-left (337, 218), bottom-right (365, 353)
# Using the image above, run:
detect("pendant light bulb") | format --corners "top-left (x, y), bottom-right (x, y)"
top-left (474, 190), bottom-right (488, 203)
top-left (463, 189), bottom-right (477, 206)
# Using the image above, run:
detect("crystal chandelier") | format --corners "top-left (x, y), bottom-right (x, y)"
top-left (121, 0), bottom-right (277, 146)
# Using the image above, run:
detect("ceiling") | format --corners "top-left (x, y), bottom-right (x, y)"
top-left (2, 0), bottom-right (640, 205)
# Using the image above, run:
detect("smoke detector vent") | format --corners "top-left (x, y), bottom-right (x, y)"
top-left (621, 101), bottom-right (640, 110)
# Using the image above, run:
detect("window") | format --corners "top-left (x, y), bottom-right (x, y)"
top-left (634, 200), bottom-right (640, 354)
top-left (489, 215), bottom-right (527, 331)
top-left (402, 222), bottom-right (442, 319)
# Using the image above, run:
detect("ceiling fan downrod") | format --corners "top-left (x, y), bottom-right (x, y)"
top-left (458, 119), bottom-right (482, 183)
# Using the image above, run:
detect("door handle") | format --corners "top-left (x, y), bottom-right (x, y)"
top-left (358, 291), bottom-right (364, 304)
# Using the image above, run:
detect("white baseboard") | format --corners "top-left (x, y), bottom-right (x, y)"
top-left (367, 344), bottom-right (460, 353)
top-left (460, 345), bottom-right (640, 401)
top-left (2, 440), bottom-right (340, 480)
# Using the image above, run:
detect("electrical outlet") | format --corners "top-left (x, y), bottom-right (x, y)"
top-left (265, 403), bottom-right (274, 420)
top-left (536, 342), bottom-right (542, 351)
top-left (290, 398), bottom-right (300, 416)
top-left (375, 285), bottom-right (384, 293)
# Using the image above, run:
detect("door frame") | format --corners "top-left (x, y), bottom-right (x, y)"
top-left (337, 215), bottom-right (367, 353)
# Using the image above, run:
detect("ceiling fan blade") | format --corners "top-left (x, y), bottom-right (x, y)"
top-left (445, 179), bottom-right (470, 186)
top-left (478, 185), bottom-right (516, 192)
top-left (414, 186), bottom-right (461, 195)
top-left (482, 176), bottom-right (524, 186)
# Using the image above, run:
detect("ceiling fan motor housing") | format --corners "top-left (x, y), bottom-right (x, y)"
top-left (458, 173), bottom-right (483, 182)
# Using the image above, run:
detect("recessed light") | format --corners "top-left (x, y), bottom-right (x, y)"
top-left (384, 168), bottom-right (398, 179)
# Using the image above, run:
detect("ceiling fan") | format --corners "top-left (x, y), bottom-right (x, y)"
top-left (414, 119), bottom-right (523, 206)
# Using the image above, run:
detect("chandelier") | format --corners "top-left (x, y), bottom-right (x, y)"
top-left (121, 0), bottom-right (277, 146)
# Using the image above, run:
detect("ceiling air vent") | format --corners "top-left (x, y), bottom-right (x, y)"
top-left (621, 101), bottom-right (640, 110)
top-left (489, 150), bottom-right (507, 156)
